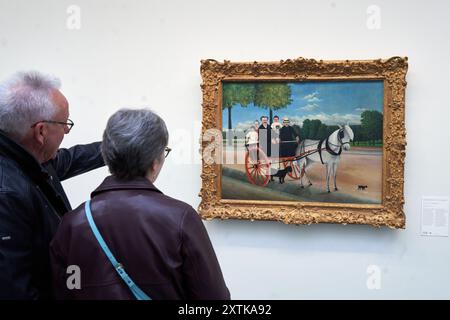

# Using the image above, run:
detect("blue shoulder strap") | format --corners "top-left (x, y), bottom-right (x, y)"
top-left (84, 200), bottom-right (151, 300)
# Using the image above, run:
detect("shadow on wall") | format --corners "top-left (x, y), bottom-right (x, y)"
top-left (204, 219), bottom-right (406, 256)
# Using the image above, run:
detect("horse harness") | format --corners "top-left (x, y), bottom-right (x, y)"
top-left (272, 129), bottom-right (349, 165)
top-left (318, 129), bottom-right (347, 164)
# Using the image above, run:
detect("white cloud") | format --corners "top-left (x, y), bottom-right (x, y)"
top-left (288, 112), bottom-right (361, 126)
top-left (223, 120), bottom-right (254, 132)
top-left (308, 96), bottom-right (321, 102)
top-left (301, 103), bottom-right (319, 111)
top-left (355, 107), bottom-right (368, 112)
top-left (302, 91), bottom-right (322, 103)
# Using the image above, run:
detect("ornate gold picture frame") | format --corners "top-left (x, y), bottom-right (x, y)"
top-left (199, 57), bottom-right (407, 228)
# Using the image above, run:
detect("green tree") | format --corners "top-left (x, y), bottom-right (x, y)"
top-left (350, 125), bottom-right (365, 144)
top-left (223, 83), bottom-right (255, 145)
top-left (317, 123), bottom-right (328, 140)
top-left (361, 110), bottom-right (383, 145)
top-left (253, 83), bottom-right (292, 123)
top-left (222, 83), bottom-right (255, 130)
top-left (302, 119), bottom-right (311, 139)
top-left (292, 124), bottom-right (301, 140)
top-left (309, 119), bottom-right (322, 139)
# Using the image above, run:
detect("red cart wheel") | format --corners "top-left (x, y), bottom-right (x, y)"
top-left (245, 147), bottom-right (270, 186)
top-left (283, 160), bottom-right (302, 180)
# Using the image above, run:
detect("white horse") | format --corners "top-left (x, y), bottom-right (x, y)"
top-left (295, 125), bottom-right (354, 193)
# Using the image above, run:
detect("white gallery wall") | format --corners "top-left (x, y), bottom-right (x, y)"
top-left (1, 0), bottom-right (449, 299)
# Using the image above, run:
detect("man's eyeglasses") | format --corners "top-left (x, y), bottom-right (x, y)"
top-left (31, 119), bottom-right (75, 132)
top-left (164, 147), bottom-right (172, 158)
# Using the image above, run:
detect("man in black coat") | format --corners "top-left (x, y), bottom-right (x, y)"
top-left (279, 117), bottom-right (300, 157)
top-left (258, 115), bottom-right (272, 157)
top-left (0, 71), bottom-right (105, 299)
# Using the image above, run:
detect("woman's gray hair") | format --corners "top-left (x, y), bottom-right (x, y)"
top-left (101, 108), bottom-right (169, 180)
top-left (0, 71), bottom-right (61, 141)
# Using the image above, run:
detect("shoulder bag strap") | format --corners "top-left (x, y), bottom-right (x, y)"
top-left (84, 200), bottom-right (151, 300)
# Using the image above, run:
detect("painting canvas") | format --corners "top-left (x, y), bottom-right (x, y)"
top-left (221, 80), bottom-right (384, 205)
top-left (199, 57), bottom-right (407, 228)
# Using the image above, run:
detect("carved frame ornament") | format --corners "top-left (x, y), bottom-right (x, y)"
top-left (199, 57), bottom-right (408, 228)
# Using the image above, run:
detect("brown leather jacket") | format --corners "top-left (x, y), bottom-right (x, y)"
top-left (50, 176), bottom-right (230, 300)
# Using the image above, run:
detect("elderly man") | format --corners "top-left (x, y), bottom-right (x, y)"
top-left (258, 115), bottom-right (272, 157)
top-left (0, 71), bottom-right (105, 299)
top-left (279, 117), bottom-right (300, 157)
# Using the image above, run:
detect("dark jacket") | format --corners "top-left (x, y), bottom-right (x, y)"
top-left (279, 125), bottom-right (298, 157)
top-left (50, 176), bottom-right (230, 300)
top-left (258, 123), bottom-right (272, 156)
top-left (0, 131), bottom-right (104, 300)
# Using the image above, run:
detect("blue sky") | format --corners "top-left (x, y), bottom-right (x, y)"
top-left (223, 80), bottom-right (384, 131)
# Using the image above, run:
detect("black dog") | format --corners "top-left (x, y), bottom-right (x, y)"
top-left (270, 166), bottom-right (293, 184)
top-left (358, 185), bottom-right (368, 190)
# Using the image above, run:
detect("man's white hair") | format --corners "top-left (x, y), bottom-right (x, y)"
top-left (0, 71), bottom-right (61, 141)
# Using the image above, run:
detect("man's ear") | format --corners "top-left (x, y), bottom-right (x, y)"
top-left (32, 123), bottom-right (47, 146)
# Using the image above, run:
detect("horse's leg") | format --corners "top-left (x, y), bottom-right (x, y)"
top-left (305, 166), bottom-right (312, 186)
top-left (300, 159), bottom-right (312, 188)
top-left (300, 165), bottom-right (305, 188)
top-left (300, 168), bottom-right (305, 188)
top-left (325, 163), bottom-right (331, 193)
top-left (302, 158), bottom-right (312, 187)
top-left (300, 161), bottom-right (307, 188)
top-left (333, 162), bottom-right (338, 191)
top-left (296, 160), bottom-right (304, 188)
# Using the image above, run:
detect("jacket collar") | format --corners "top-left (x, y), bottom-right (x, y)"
top-left (91, 175), bottom-right (163, 198)
top-left (0, 130), bottom-right (50, 182)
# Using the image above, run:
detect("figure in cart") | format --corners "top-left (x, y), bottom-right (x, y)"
top-left (245, 117), bottom-right (354, 193)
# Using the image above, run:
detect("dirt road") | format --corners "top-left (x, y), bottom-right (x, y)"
top-left (221, 146), bottom-right (382, 204)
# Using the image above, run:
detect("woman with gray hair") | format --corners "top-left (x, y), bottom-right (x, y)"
top-left (50, 108), bottom-right (230, 300)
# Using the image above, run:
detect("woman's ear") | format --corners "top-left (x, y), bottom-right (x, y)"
top-left (151, 156), bottom-right (162, 173)
top-left (151, 159), bottom-right (159, 173)
top-left (149, 153), bottom-right (165, 183)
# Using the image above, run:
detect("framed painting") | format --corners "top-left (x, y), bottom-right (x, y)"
top-left (199, 57), bottom-right (407, 228)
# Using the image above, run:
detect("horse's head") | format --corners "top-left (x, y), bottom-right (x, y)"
top-left (338, 124), bottom-right (354, 151)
